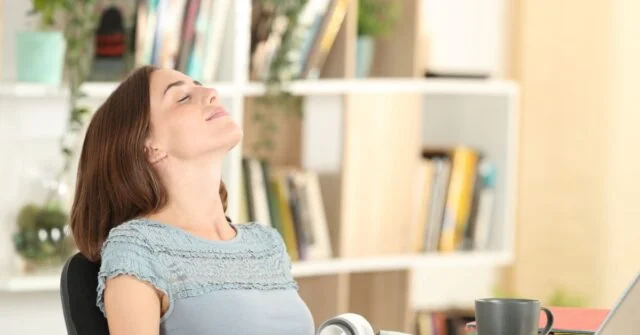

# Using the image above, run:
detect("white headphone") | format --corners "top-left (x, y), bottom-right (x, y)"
top-left (316, 313), bottom-right (414, 335)
top-left (316, 313), bottom-right (375, 335)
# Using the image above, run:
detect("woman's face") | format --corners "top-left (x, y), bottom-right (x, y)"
top-left (145, 69), bottom-right (242, 163)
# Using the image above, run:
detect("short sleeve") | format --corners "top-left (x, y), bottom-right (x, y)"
top-left (96, 225), bottom-right (169, 317)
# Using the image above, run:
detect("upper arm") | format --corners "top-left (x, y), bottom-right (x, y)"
top-left (96, 226), bottom-right (170, 335)
top-left (104, 275), bottom-right (161, 335)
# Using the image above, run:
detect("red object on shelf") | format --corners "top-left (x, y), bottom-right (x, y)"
top-left (544, 307), bottom-right (610, 333)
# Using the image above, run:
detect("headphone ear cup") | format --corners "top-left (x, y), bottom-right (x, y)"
top-left (316, 313), bottom-right (375, 335)
top-left (341, 313), bottom-right (375, 335)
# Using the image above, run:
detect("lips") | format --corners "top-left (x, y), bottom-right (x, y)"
top-left (205, 107), bottom-right (228, 121)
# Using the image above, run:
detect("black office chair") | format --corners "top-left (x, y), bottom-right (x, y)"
top-left (60, 252), bottom-right (110, 335)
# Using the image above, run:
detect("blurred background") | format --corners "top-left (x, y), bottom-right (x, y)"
top-left (0, 0), bottom-right (639, 334)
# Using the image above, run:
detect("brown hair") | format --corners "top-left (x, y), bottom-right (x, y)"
top-left (70, 65), bottom-right (228, 261)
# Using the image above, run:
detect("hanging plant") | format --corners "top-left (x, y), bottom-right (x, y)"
top-left (250, 0), bottom-right (308, 158)
top-left (58, 0), bottom-right (99, 185)
top-left (357, 0), bottom-right (400, 37)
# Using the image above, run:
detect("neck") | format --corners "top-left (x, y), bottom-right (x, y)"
top-left (150, 156), bottom-right (230, 235)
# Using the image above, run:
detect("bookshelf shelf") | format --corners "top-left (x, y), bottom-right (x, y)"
top-left (0, 272), bottom-right (60, 293)
top-left (291, 251), bottom-right (512, 278)
top-left (243, 79), bottom-right (518, 97)
top-left (0, 78), bottom-right (516, 100)
top-left (0, 251), bottom-right (512, 293)
top-left (0, 81), bottom-right (238, 99)
top-left (0, 82), bottom-right (67, 98)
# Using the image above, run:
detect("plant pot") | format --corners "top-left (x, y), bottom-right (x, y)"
top-left (15, 30), bottom-right (66, 85)
top-left (356, 36), bottom-right (376, 78)
top-left (13, 204), bottom-right (75, 273)
top-left (12, 168), bottom-right (76, 273)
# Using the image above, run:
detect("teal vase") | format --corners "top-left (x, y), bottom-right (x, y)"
top-left (356, 36), bottom-right (375, 78)
top-left (15, 31), bottom-right (66, 85)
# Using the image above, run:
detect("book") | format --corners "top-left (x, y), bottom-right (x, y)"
top-left (239, 158), bottom-right (333, 261)
top-left (439, 147), bottom-right (479, 252)
top-left (301, 0), bottom-right (352, 78)
top-left (411, 159), bottom-right (435, 252)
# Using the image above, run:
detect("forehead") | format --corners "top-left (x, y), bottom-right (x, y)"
top-left (149, 69), bottom-right (191, 97)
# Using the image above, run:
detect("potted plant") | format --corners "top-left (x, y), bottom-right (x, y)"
top-left (356, 0), bottom-right (400, 77)
top-left (15, 0), bottom-right (68, 84)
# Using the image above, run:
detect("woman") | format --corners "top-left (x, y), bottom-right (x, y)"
top-left (70, 65), bottom-right (315, 334)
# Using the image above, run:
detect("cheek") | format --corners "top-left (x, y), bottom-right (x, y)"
top-left (151, 112), bottom-right (195, 147)
top-left (168, 114), bottom-right (194, 136)
top-left (166, 111), bottom-right (211, 155)
top-left (167, 115), bottom-right (200, 143)
top-left (154, 108), bottom-right (240, 158)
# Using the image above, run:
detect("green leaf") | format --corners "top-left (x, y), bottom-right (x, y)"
top-left (265, 121), bottom-right (278, 132)
top-left (357, 0), bottom-right (401, 36)
top-left (264, 139), bottom-right (275, 150)
top-left (17, 204), bottom-right (41, 230)
top-left (252, 111), bottom-right (264, 122)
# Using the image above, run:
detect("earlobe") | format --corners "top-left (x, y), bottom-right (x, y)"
top-left (144, 145), bottom-right (167, 164)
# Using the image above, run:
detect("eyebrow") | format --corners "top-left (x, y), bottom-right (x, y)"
top-left (163, 80), bottom-right (203, 96)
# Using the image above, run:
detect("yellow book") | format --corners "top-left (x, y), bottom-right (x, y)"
top-left (439, 147), bottom-right (478, 252)
top-left (302, 0), bottom-right (352, 78)
top-left (272, 172), bottom-right (300, 261)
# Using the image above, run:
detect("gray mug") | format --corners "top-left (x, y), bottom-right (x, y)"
top-left (475, 298), bottom-right (554, 335)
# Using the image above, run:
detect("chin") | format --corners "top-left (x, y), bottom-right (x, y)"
top-left (226, 127), bottom-right (243, 151)
top-left (218, 121), bottom-right (244, 152)
top-left (184, 118), bottom-right (243, 158)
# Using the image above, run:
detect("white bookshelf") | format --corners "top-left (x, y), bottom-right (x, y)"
top-left (0, 0), bottom-right (516, 333)
top-left (0, 79), bottom-right (519, 320)
top-left (0, 79), bottom-right (519, 332)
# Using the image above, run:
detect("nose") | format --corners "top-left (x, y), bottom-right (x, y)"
top-left (201, 86), bottom-right (218, 105)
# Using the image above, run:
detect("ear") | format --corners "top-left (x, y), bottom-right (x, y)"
top-left (144, 139), bottom-right (168, 164)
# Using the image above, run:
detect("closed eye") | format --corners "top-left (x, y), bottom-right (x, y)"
top-left (177, 95), bottom-right (190, 103)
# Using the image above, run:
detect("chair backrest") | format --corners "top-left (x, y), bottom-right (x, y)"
top-left (60, 252), bottom-right (109, 335)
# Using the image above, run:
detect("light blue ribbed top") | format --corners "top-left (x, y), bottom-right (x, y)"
top-left (96, 218), bottom-right (315, 335)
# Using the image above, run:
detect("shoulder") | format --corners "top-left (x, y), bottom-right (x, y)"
top-left (235, 221), bottom-right (279, 237)
top-left (99, 218), bottom-right (164, 268)
top-left (97, 219), bottom-right (169, 316)
top-left (235, 222), bottom-right (284, 248)
top-left (100, 218), bottom-right (176, 255)
top-left (101, 219), bottom-right (153, 250)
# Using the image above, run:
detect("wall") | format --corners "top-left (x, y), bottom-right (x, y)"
top-left (512, 0), bottom-right (639, 308)
top-left (0, 0), bottom-right (4, 79)
top-left (604, 0), bottom-right (640, 304)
